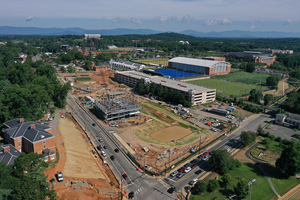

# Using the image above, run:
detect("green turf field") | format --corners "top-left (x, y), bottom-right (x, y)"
top-left (188, 78), bottom-right (268, 97)
top-left (135, 58), bottom-right (169, 67)
top-left (215, 72), bottom-right (270, 85)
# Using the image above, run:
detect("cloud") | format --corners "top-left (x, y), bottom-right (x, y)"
top-left (130, 17), bottom-right (142, 25)
top-left (25, 16), bottom-right (35, 21)
top-left (249, 25), bottom-right (260, 31)
top-left (202, 18), bottom-right (232, 26)
top-left (181, 15), bottom-right (192, 24)
top-left (283, 19), bottom-right (295, 25)
top-left (112, 17), bottom-right (125, 23)
top-left (153, 16), bottom-right (169, 25)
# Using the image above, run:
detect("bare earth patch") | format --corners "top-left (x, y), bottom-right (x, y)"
top-left (150, 126), bottom-right (192, 142)
top-left (58, 117), bottom-right (105, 179)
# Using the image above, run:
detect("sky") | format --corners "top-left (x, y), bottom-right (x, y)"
top-left (0, 0), bottom-right (300, 32)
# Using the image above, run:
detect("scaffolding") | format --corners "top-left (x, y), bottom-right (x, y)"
top-left (94, 93), bottom-right (140, 122)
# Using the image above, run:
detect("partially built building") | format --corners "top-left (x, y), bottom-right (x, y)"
top-left (94, 93), bottom-right (140, 122)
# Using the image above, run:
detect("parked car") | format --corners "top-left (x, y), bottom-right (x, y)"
top-left (101, 151), bottom-right (107, 157)
top-left (97, 146), bottom-right (102, 151)
top-left (114, 148), bottom-right (119, 153)
top-left (189, 179), bottom-right (198, 186)
top-left (202, 155), bottom-right (209, 161)
top-left (98, 138), bottom-right (103, 143)
top-left (184, 167), bottom-right (192, 173)
top-left (203, 151), bottom-right (210, 155)
top-left (56, 172), bottom-right (63, 182)
top-left (198, 154), bottom-right (204, 159)
top-left (170, 171), bottom-right (178, 177)
top-left (128, 191), bottom-right (135, 199)
top-left (184, 163), bottom-right (191, 168)
top-left (104, 145), bottom-right (108, 149)
top-left (178, 167), bottom-right (185, 172)
top-left (176, 172), bottom-right (185, 178)
top-left (191, 163), bottom-right (198, 169)
top-left (123, 173), bottom-right (128, 180)
top-left (195, 169), bottom-right (203, 175)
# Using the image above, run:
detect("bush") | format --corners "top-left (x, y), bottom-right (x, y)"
top-left (282, 139), bottom-right (291, 145)
top-left (207, 179), bottom-right (219, 192)
top-left (268, 134), bottom-right (276, 141)
top-left (192, 181), bottom-right (207, 195)
top-left (220, 173), bottom-right (231, 188)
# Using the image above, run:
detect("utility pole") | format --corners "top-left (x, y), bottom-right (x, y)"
top-left (165, 162), bottom-right (167, 176)
top-left (199, 136), bottom-right (202, 154)
top-left (120, 172), bottom-right (123, 200)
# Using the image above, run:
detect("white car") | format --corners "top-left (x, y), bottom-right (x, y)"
top-left (189, 178), bottom-right (198, 186)
top-left (184, 167), bottom-right (192, 173)
top-left (56, 172), bottom-right (63, 182)
top-left (170, 171), bottom-right (178, 177)
top-left (101, 151), bottom-right (107, 157)
top-left (202, 155), bottom-right (209, 161)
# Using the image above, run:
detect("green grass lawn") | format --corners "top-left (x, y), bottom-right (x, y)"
top-left (215, 72), bottom-right (270, 85)
top-left (134, 58), bottom-right (169, 66)
top-left (191, 163), bottom-right (277, 200)
top-left (270, 176), bottom-right (299, 196)
top-left (188, 78), bottom-right (268, 97)
top-left (74, 77), bottom-right (91, 81)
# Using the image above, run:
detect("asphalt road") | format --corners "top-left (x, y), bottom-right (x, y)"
top-left (66, 92), bottom-right (273, 199)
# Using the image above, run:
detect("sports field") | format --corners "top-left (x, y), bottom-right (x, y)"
top-left (150, 126), bottom-right (192, 142)
top-left (154, 68), bottom-right (198, 78)
top-left (215, 72), bottom-right (270, 85)
top-left (135, 58), bottom-right (169, 67)
top-left (188, 78), bottom-right (269, 97)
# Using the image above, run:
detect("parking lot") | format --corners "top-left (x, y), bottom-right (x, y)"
top-left (265, 123), bottom-right (300, 141)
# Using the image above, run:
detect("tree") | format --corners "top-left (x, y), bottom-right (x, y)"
top-left (245, 62), bottom-right (255, 73)
top-left (67, 65), bottom-right (75, 73)
top-left (234, 179), bottom-right (249, 199)
top-left (84, 60), bottom-right (93, 71)
top-left (192, 180), bottom-right (206, 195)
top-left (249, 89), bottom-right (263, 104)
top-left (264, 94), bottom-right (274, 105)
top-left (220, 173), bottom-right (231, 188)
top-left (240, 131), bottom-right (256, 147)
top-left (266, 75), bottom-right (281, 89)
top-left (207, 179), bottom-right (219, 192)
top-left (60, 66), bottom-right (66, 73)
top-left (209, 149), bottom-right (233, 175)
top-left (264, 138), bottom-right (271, 150)
top-left (276, 142), bottom-right (300, 177)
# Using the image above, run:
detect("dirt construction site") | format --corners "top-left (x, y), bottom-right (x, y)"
top-left (58, 71), bottom-right (246, 174)
top-left (45, 114), bottom-right (120, 200)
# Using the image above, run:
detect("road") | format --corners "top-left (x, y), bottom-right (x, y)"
top-left (66, 92), bottom-right (273, 199)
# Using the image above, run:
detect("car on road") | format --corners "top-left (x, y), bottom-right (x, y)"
top-left (189, 179), bottom-right (198, 186)
top-left (170, 171), bottom-right (178, 177)
top-left (128, 191), bottom-right (135, 199)
top-left (56, 172), bottom-right (63, 182)
top-left (110, 155), bottom-right (115, 161)
top-left (98, 138), bottom-right (103, 143)
top-left (203, 151), bottom-right (210, 155)
top-left (101, 151), bottom-right (107, 157)
top-left (92, 123), bottom-right (96, 126)
top-left (167, 186), bottom-right (176, 194)
top-left (104, 145), bottom-right (108, 149)
top-left (176, 172), bottom-right (185, 178)
top-left (184, 167), bottom-right (192, 173)
top-left (114, 148), bottom-right (119, 153)
top-left (178, 167), bottom-right (185, 172)
top-left (123, 173), bottom-right (128, 180)
top-left (195, 169), bottom-right (203, 175)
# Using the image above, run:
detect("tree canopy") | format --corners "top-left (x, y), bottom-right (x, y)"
top-left (209, 149), bottom-right (233, 175)
top-left (240, 131), bottom-right (256, 147)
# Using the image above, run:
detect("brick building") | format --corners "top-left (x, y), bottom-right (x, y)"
top-left (227, 51), bottom-right (276, 66)
top-left (2, 118), bottom-right (56, 162)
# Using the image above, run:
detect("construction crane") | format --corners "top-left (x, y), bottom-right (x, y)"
top-left (90, 38), bottom-right (100, 55)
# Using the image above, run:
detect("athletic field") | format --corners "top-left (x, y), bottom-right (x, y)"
top-left (215, 72), bottom-right (270, 85)
top-left (135, 58), bottom-right (169, 67)
top-left (188, 78), bottom-right (269, 97)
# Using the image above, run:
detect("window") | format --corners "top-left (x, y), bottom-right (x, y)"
top-left (43, 141), bottom-right (46, 144)
top-left (19, 143), bottom-right (21, 146)
top-left (44, 156), bottom-right (48, 162)
top-left (18, 138), bottom-right (21, 142)
top-left (44, 145), bottom-right (46, 149)
top-left (50, 155), bottom-right (55, 160)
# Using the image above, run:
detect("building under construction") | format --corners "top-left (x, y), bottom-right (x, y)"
top-left (94, 92), bottom-right (140, 122)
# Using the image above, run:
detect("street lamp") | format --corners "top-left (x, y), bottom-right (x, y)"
top-left (248, 179), bottom-right (256, 200)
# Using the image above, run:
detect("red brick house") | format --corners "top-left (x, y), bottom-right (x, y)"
top-left (2, 118), bottom-right (56, 162)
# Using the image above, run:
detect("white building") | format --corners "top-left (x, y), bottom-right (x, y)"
top-left (110, 60), bottom-right (145, 71)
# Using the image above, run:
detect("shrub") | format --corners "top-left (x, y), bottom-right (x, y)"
top-left (207, 179), bottom-right (219, 192)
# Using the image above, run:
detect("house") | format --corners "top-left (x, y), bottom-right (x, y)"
top-left (275, 114), bottom-right (300, 130)
top-left (0, 144), bottom-right (21, 165)
top-left (2, 118), bottom-right (56, 162)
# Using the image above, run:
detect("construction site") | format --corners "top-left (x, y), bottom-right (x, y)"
top-left (94, 92), bottom-right (141, 122)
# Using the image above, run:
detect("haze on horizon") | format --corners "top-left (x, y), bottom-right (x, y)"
top-left (1, 0), bottom-right (300, 32)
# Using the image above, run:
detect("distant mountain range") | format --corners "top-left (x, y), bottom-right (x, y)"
top-left (1, 26), bottom-right (300, 38)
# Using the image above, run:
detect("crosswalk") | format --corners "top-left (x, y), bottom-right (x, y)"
top-left (157, 179), bottom-right (170, 189)
top-left (135, 186), bottom-right (144, 195)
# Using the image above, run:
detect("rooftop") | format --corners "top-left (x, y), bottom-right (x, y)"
top-left (116, 71), bottom-right (215, 93)
top-left (0, 144), bottom-right (20, 165)
top-left (168, 57), bottom-right (229, 68)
